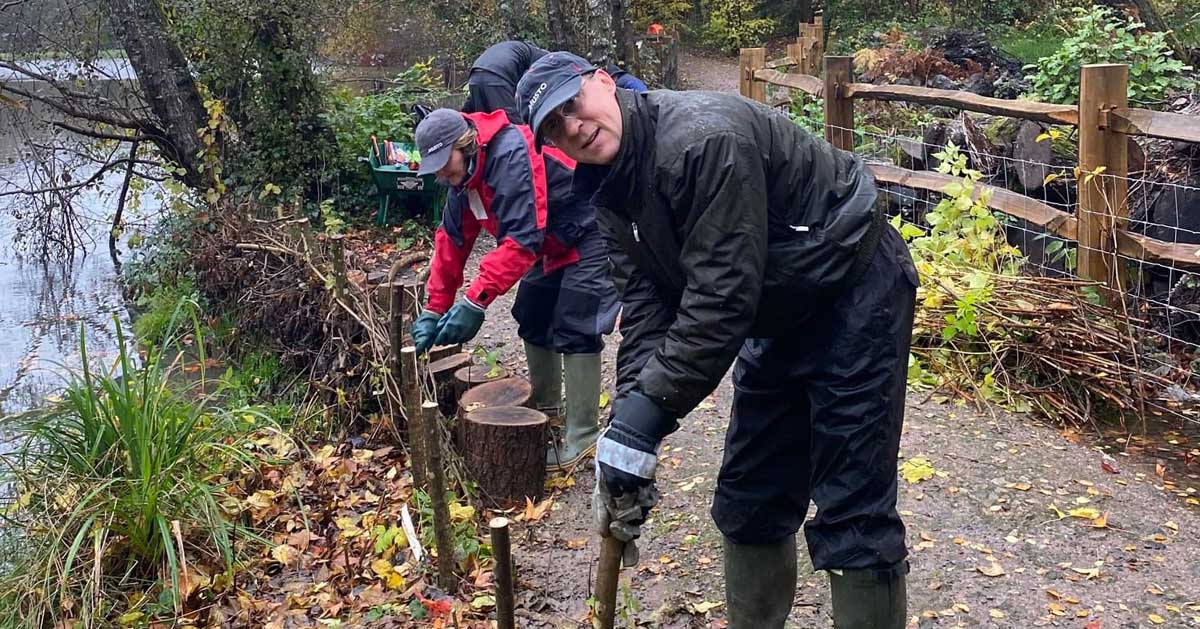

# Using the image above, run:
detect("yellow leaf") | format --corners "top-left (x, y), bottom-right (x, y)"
top-left (977, 561), bottom-right (1006, 577)
top-left (989, 609), bottom-right (1006, 619)
top-left (1043, 173), bottom-right (1061, 186)
top-left (900, 457), bottom-right (936, 484)
top-left (387, 572), bottom-right (407, 590)
top-left (271, 544), bottom-right (298, 566)
top-left (691, 601), bottom-right (723, 614)
top-left (118, 612), bottom-right (144, 626)
top-left (1164, 521), bottom-right (1179, 532)
top-left (371, 558), bottom-right (393, 578)
top-left (598, 391), bottom-right (610, 409)
top-left (1048, 503), bottom-right (1067, 519)
top-left (1036, 132), bottom-right (1052, 143)
top-left (1069, 507), bottom-right (1100, 520)
top-left (545, 475), bottom-right (576, 490)
top-left (246, 490), bottom-right (277, 510)
top-left (1149, 613), bottom-right (1165, 624)
top-left (449, 502), bottom-right (476, 523)
top-left (1092, 512), bottom-right (1108, 528)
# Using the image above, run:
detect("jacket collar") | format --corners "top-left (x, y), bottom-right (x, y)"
top-left (573, 88), bottom-right (648, 216)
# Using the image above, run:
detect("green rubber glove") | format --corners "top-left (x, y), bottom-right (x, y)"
top-left (433, 299), bottom-right (486, 346)
top-left (412, 310), bottom-right (442, 354)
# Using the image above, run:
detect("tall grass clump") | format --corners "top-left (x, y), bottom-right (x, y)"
top-left (0, 299), bottom-right (276, 626)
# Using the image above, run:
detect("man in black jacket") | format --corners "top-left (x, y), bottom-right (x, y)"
top-left (516, 52), bottom-right (917, 628)
top-left (463, 40), bottom-right (548, 123)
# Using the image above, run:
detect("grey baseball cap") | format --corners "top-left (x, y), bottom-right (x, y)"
top-left (515, 52), bottom-right (597, 152)
top-left (415, 108), bottom-right (469, 176)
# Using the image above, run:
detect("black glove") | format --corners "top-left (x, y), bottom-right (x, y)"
top-left (595, 391), bottom-right (677, 496)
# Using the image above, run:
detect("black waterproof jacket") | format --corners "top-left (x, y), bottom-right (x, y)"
top-left (470, 41), bottom-right (549, 88)
top-left (574, 89), bottom-right (884, 418)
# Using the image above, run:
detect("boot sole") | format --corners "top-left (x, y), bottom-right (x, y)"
top-left (545, 442), bottom-right (597, 474)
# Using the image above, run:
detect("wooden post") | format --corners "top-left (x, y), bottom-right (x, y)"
top-left (490, 517), bottom-right (515, 629)
top-left (1078, 64), bottom-right (1130, 303)
top-left (392, 283), bottom-right (428, 492)
top-left (824, 56), bottom-right (855, 151)
top-left (422, 400), bottom-right (457, 593)
top-left (593, 536), bottom-right (624, 629)
top-left (738, 47), bottom-right (766, 103)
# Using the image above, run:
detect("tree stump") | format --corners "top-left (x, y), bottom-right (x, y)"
top-left (451, 363), bottom-right (511, 405)
top-left (428, 343), bottom-right (463, 363)
top-left (428, 352), bottom-right (473, 416)
top-left (458, 378), bottom-right (532, 414)
top-left (461, 406), bottom-right (547, 506)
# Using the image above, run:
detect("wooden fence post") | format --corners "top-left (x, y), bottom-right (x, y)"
top-left (738, 47), bottom-right (766, 103)
top-left (824, 56), bottom-right (855, 151)
top-left (1077, 64), bottom-right (1130, 302)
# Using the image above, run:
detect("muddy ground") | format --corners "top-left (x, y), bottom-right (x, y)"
top-left (455, 52), bottom-right (1200, 629)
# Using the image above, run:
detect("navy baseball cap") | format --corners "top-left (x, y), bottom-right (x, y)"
top-left (415, 108), bottom-right (469, 176)
top-left (515, 51), bottom-right (597, 151)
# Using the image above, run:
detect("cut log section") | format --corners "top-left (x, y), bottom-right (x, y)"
top-left (458, 378), bottom-right (532, 415)
top-left (461, 406), bottom-right (547, 506)
top-left (428, 352), bottom-right (472, 416)
top-left (428, 343), bottom-right (464, 363)
top-left (451, 363), bottom-right (511, 404)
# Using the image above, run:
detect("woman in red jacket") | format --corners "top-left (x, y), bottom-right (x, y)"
top-left (410, 108), bottom-right (618, 471)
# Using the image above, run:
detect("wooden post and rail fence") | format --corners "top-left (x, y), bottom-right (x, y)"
top-left (740, 43), bottom-right (1200, 303)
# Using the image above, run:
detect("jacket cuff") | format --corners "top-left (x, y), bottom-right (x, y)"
top-left (464, 281), bottom-right (496, 309)
top-left (615, 390), bottom-right (679, 443)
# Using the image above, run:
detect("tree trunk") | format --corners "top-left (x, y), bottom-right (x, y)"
top-left (104, 0), bottom-right (209, 188)
top-left (585, 0), bottom-right (616, 65)
top-left (1126, 0), bottom-right (1190, 63)
top-left (545, 0), bottom-right (573, 51)
top-left (461, 406), bottom-right (547, 506)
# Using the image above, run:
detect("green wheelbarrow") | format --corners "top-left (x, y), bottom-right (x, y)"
top-left (363, 142), bottom-right (447, 227)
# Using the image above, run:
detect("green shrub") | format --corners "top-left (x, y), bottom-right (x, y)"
top-left (1024, 5), bottom-right (1193, 104)
top-left (703, 0), bottom-right (776, 53)
top-left (0, 304), bottom-right (282, 626)
top-left (322, 60), bottom-right (446, 214)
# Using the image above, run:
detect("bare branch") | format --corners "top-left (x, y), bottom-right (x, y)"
top-left (51, 120), bottom-right (154, 143)
top-left (0, 0), bottom-right (26, 12)
top-left (0, 158), bottom-right (144, 198)
top-left (0, 82), bottom-right (143, 130)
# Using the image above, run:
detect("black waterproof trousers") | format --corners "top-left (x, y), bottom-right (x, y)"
top-left (511, 230), bottom-right (619, 355)
top-left (711, 226), bottom-right (918, 571)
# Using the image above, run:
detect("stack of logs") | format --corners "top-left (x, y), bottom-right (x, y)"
top-left (385, 281), bottom-right (550, 509)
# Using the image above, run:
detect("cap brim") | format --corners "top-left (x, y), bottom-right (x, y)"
top-left (416, 147), bottom-right (451, 176)
top-left (530, 75), bottom-right (584, 152)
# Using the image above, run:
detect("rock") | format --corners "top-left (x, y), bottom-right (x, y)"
top-left (1012, 120), bottom-right (1052, 192)
top-left (931, 29), bottom-right (1025, 75)
top-left (964, 72), bottom-right (995, 97)
top-left (897, 136), bottom-right (927, 170)
top-left (927, 74), bottom-right (957, 90)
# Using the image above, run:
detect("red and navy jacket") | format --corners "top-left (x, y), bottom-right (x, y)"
top-left (425, 110), bottom-right (595, 313)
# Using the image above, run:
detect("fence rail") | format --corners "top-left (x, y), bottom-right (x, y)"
top-left (740, 50), bottom-right (1200, 287)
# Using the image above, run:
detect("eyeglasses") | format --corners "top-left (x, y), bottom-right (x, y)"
top-left (539, 72), bottom-right (594, 147)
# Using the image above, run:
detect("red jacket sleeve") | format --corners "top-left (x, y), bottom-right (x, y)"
top-left (426, 218), bottom-right (481, 314)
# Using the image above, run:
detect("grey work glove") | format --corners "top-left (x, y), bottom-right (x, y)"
top-left (592, 467), bottom-right (660, 568)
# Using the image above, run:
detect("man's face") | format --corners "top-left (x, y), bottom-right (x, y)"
top-left (540, 70), bottom-right (623, 165)
top-left (435, 147), bottom-right (469, 187)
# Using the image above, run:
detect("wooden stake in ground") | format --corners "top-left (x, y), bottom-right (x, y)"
top-left (461, 406), bottom-right (547, 506)
top-left (391, 284), bottom-right (427, 491)
top-left (490, 517), bottom-right (515, 629)
top-left (421, 400), bottom-right (458, 593)
top-left (593, 536), bottom-right (624, 629)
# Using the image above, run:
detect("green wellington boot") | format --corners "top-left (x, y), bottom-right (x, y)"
top-left (546, 352), bottom-right (601, 472)
top-left (829, 561), bottom-right (908, 629)
top-left (524, 341), bottom-right (562, 426)
top-left (724, 535), bottom-right (798, 628)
